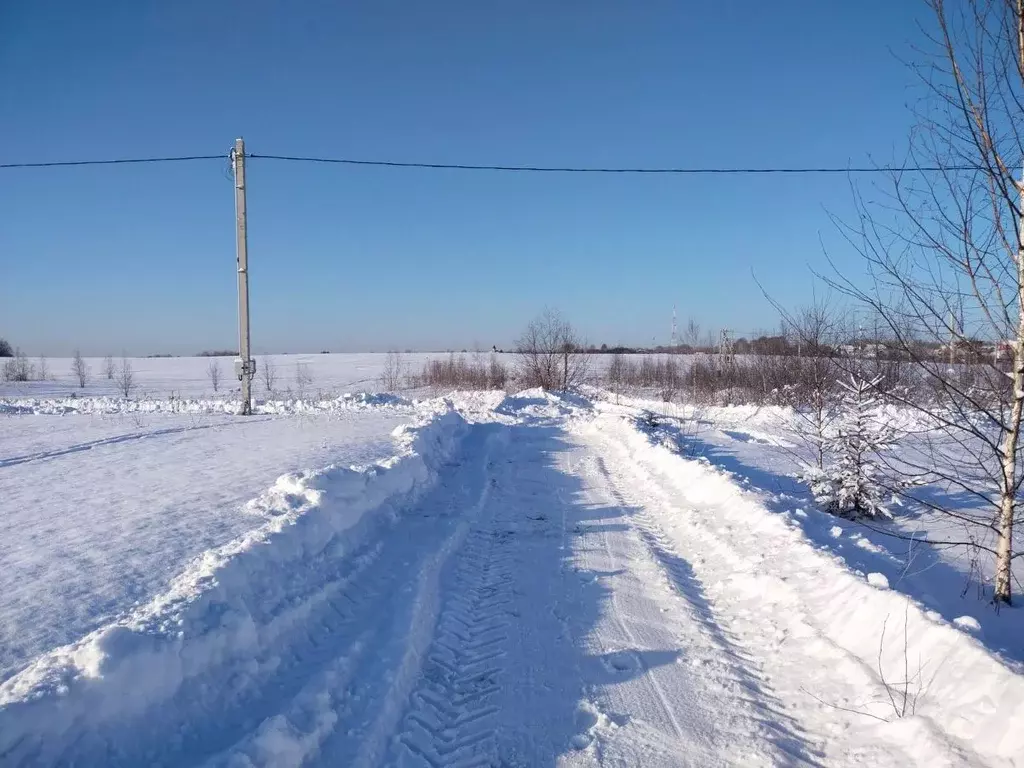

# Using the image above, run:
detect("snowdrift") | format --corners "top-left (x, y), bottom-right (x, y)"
top-left (605, 412), bottom-right (1024, 765)
top-left (494, 388), bottom-right (592, 420)
top-left (0, 408), bottom-right (468, 760)
top-left (0, 391), bottom-right (411, 416)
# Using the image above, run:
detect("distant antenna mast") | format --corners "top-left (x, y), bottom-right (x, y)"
top-left (719, 329), bottom-right (735, 368)
top-left (670, 305), bottom-right (678, 348)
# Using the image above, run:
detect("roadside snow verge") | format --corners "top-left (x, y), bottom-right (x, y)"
top-left (594, 412), bottom-right (1024, 766)
top-left (0, 408), bottom-right (468, 755)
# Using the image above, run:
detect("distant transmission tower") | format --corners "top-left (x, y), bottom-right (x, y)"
top-left (719, 329), bottom-right (735, 368)
top-left (670, 305), bottom-right (678, 348)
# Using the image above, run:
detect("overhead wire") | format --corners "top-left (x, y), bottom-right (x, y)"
top-left (0, 152), bottom-right (982, 174)
top-left (0, 155), bottom-right (227, 169)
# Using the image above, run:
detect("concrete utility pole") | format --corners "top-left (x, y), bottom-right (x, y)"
top-left (232, 137), bottom-right (255, 414)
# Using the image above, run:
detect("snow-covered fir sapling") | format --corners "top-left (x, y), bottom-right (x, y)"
top-left (799, 375), bottom-right (904, 519)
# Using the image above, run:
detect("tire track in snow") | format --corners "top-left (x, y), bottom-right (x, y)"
top-left (593, 499), bottom-right (687, 742)
top-left (583, 416), bottom-right (943, 766)
top-left (575, 446), bottom-right (822, 766)
top-left (392, 525), bottom-right (514, 767)
top-left (8, 425), bottom-right (502, 768)
top-left (348, 433), bottom-right (503, 768)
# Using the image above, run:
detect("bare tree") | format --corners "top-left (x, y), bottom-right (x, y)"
top-left (37, 355), bottom-right (49, 381)
top-left (72, 350), bottom-right (89, 388)
top-left (116, 357), bottom-right (135, 398)
top-left (515, 308), bottom-right (590, 391)
top-left (380, 351), bottom-right (404, 391)
top-left (295, 362), bottom-right (313, 400)
top-left (763, 294), bottom-right (851, 470)
top-left (261, 359), bottom-right (277, 395)
top-left (607, 352), bottom-right (629, 403)
top-left (207, 360), bottom-right (221, 393)
top-left (103, 355), bottom-right (115, 380)
top-left (2, 348), bottom-right (34, 382)
top-left (827, 0), bottom-right (1024, 603)
top-left (683, 317), bottom-right (702, 350)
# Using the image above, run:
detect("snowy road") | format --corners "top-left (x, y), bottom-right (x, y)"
top-left (1, 398), bottom-right (1019, 766)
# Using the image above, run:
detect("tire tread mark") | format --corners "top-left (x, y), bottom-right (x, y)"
top-left (394, 525), bottom-right (514, 767)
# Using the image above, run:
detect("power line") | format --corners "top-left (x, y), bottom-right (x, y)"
top-left (0, 155), bottom-right (226, 169)
top-left (248, 153), bottom-right (977, 174)
top-left (0, 151), bottom-right (981, 174)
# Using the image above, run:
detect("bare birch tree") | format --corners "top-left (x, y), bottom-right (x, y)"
top-left (103, 355), bottom-right (115, 380)
top-left (828, 0), bottom-right (1024, 603)
top-left (207, 360), bottom-right (221, 393)
top-left (261, 359), bottom-right (277, 396)
top-left (72, 350), bottom-right (89, 388)
top-left (295, 362), bottom-right (313, 400)
top-left (116, 357), bottom-right (135, 398)
top-left (380, 351), bottom-right (404, 391)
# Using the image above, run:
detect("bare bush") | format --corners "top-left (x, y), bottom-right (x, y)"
top-left (607, 353), bottom-right (629, 402)
top-left (764, 297), bottom-right (852, 468)
top-left (104, 355), bottom-right (115, 380)
top-left (413, 353), bottom-right (509, 391)
top-left (295, 362), bottom-right (313, 399)
top-left (488, 354), bottom-right (509, 389)
top-left (2, 348), bottom-right (34, 382)
top-left (37, 355), bottom-right (49, 381)
top-left (72, 350), bottom-right (89, 388)
top-left (116, 357), bottom-right (135, 398)
top-left (207, 360), bottom-right (221, 393)
top-left (380, 351), bottom-right (404, 391)
top-left (261, 359), bottom-right (277, 395)
top-left (515, 308), bottom-right (589, 391)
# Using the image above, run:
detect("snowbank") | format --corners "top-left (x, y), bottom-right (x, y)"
top-left (495, 388), bottom-right (592, 420)
top-left (600, 412), bottom-right (1024, 766)
top-left (0, 408), bottom-right (468, 759)
top-left (0, 391), bottom-right (411, 416)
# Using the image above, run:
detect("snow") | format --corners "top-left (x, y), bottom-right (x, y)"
top-left (0, 405), bottom-right (415, 680)
top-left (0, 376), bottom-right (1021, 766)
top-left (604, 394), bottom-right (1024, 667)
top-left (955, 616), bottom-right (983, 633)
top-left (587, 407), bottom-right (1024, 765)
top-left (867, 572), bottom-right (891, 589)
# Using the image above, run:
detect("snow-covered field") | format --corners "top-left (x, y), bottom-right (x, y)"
top-left (1, 361), bottom-right (1022, 766)
top-left (0, 406), bottom-right (415, 681)
top-left (0, 353), bottom-right (457, 402)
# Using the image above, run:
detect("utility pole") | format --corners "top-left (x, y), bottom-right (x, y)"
top-left (232, 137), bottom-right (255, 415)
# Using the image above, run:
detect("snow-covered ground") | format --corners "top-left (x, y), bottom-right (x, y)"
top-left (1, 378), bottom-right (1021, 766)
top-left (0, 352), bottom-right (456, 401)
top-left (0, 405), bottom-right (417, 682)
top-left (609, 395), bottom-right (1024, 667)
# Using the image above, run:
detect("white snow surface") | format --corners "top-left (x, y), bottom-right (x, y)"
top-left (0, 405), bottom-right (416, 680)
top-left (0, 384), bottom-right (1022, 766)
top-left (0, 353), bottom-right (442, 401)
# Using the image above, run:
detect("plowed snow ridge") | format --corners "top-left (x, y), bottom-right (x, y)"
top-left (0, 391), bottom-right (1021, 767)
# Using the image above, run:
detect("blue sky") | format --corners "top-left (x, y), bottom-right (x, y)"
top-left (1, 1), bottom-right (929, 355)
